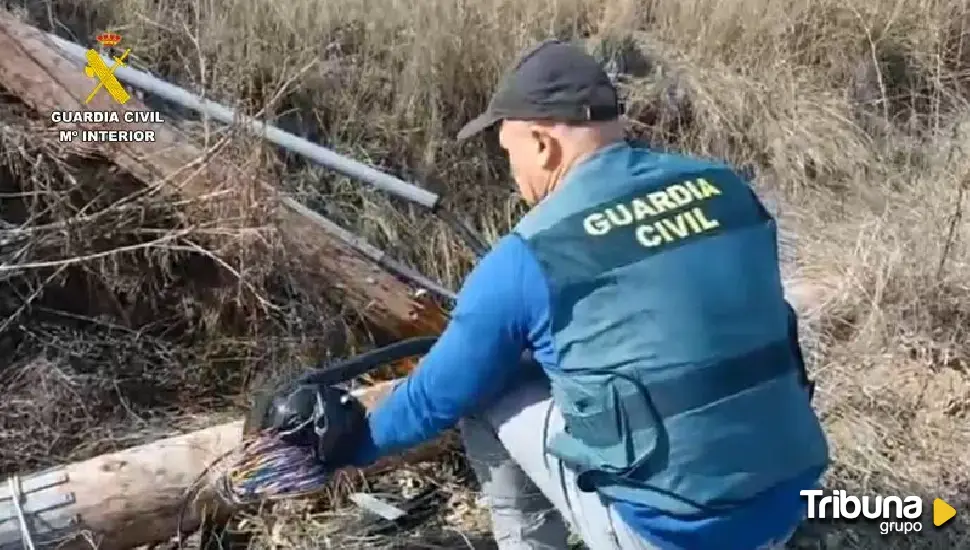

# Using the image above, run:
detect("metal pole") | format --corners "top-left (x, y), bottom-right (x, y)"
top-left (44, 34), bottom-right (442, 210)
top-left (41, 32), bottom-right (473, 300)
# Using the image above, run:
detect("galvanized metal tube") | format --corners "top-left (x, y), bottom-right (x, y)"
top-left (44, 33), bottom-right (441, 210)
top-left (43, 32), bottom-right (461, 300)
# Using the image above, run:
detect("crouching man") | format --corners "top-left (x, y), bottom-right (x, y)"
top-left (335, 40), bottom-right (829, 550)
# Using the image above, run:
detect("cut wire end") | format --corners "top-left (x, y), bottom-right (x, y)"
top-left (213, 432), bottom-right (332, 506)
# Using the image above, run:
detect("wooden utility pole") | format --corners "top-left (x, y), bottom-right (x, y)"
top-left (0, 10), bottom-right (449, 550)
top-left (0, 382), bottom-right (442, 550)
top-left (0, 11), bottom-right (450, 345)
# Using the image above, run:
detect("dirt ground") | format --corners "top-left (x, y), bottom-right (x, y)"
top-left (1, 0), bottom-right (969, 548)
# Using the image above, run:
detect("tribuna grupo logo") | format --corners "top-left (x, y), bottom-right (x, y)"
top-left (801, 490), bottom-right (923, 535)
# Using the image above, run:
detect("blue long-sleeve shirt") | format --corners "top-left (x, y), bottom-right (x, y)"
top-left (351, 233), bottom-right (816, 550)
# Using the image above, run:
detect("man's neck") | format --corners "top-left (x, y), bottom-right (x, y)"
top-left (548, 137), bottom-right (625, 194)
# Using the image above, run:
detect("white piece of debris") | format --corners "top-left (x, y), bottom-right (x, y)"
top-left (349, 492), bottom-right (406, 521)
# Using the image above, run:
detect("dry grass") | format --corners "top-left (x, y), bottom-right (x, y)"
top-left (1, 0), bottom-right (970, 548)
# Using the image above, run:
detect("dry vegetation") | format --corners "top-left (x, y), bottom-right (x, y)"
top-left (1, 0), bottom-right (969, 548)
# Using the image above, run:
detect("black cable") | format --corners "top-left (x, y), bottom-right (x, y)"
top-left (296, 336), bottom-right (438, 386)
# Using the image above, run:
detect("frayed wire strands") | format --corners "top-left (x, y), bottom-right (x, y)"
top-left (174, 431), bottom-right (331, 549)
top-left (211, 431), bottom-right (331, 506)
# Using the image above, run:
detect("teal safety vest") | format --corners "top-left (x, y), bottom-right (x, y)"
top-left (514, 141), bottom-right (829, 516)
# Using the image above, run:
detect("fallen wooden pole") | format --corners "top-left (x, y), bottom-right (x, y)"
top-left (0, 11), bottom-right (451, 345)
top-left (0, 9), bottom-right (450, 550)
top-left (0, 380), bottom-right (449, 550)
top-left (1, 422), bottom-right (244, 550)
top-left (0, 7), bottom-right (453, 380)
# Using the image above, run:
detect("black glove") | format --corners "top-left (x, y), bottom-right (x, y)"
top-left (251, 381), bottom-right (369, 466)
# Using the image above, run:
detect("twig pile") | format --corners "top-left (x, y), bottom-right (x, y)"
top-left (0, 90), bottom-right (347, 476)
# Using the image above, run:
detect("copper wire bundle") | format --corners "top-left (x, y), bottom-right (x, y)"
top-left (210, 431), bottom-right (332, 506)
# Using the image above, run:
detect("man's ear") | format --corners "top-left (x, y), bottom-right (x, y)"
top-left (530, 125), bottom-right (558, 169)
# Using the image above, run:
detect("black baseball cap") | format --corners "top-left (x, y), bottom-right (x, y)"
top-left (457, 39), bottom-right (621, 141)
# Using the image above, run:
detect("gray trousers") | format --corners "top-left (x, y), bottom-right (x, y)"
top-left (459, 379), bottom-right (796, 550)
top-left (458, 379), bottom-right (655, 549)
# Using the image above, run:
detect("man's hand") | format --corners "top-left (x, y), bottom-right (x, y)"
top-left (255, 381), bottom-right (369, 467)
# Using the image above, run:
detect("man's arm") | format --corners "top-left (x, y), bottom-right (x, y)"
top-left (350, 235), bottom-right (542, 466)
